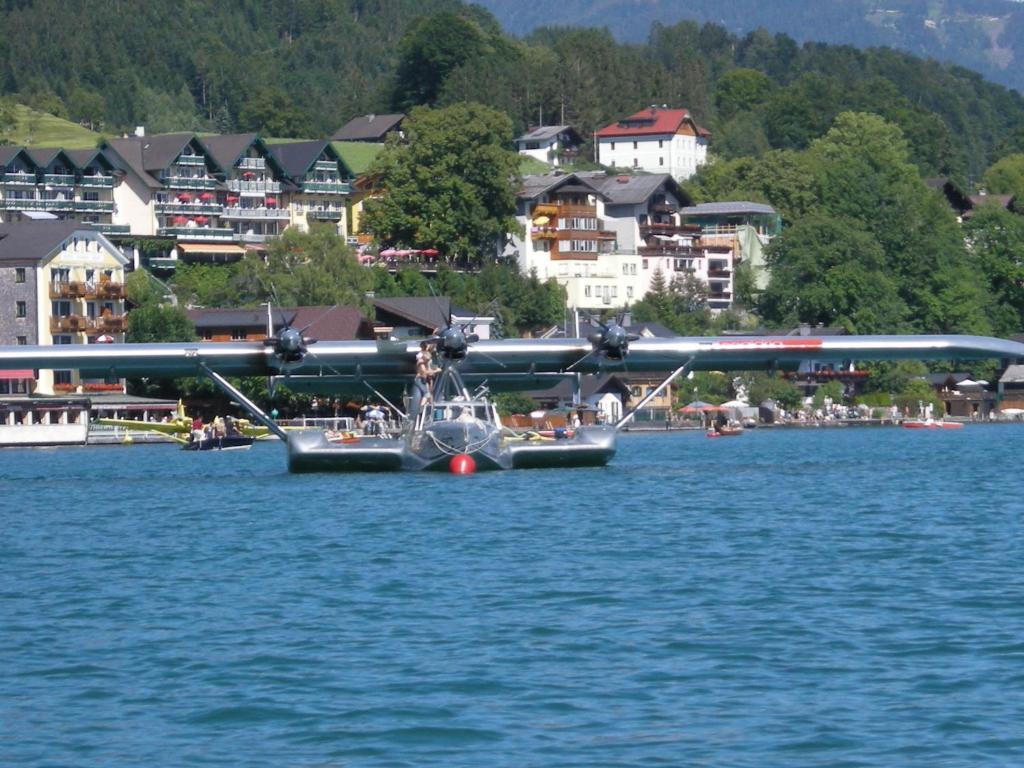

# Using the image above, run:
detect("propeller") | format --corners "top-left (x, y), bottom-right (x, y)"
top-left (567, 309), bottom-right (640, 371)
top-left (264, 306), bottom-right (317, 368)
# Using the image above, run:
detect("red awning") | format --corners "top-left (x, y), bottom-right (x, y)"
top-left (0, 370), bottom-right (34, 380)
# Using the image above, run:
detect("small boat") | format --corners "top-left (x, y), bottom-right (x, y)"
top-left (182, 434), bottom-right (255, 451)
top-left (707, 427), bottom-right (744, 438)
top-left (901, 420), bottom-right (964, 430)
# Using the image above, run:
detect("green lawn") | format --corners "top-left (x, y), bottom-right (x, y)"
top-left (5, 104), bottom-right (103, 148)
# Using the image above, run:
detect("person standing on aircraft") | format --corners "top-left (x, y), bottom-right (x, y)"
top-left (412, 341), bottom-right (439, 419)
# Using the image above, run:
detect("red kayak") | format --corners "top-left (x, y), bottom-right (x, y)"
top-left (901, 420), bottom-right (963, 430)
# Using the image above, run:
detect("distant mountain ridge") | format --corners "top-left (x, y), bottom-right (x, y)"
top-left (476, 0), bottom-right (1024, 94)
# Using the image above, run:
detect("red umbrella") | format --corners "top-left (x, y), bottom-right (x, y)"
top-left (177, 192), bottom-right (192, 202)
top-left (265, 197), bottom-right (278, 207)
top-left (172, 215), bottom-right (187, 225)
top-left (226, 195), bottom-right (239, 204)
top-left (194, 216), bottom-right (209, 225)
top-left (242, 171), bottom-right (255, 180)
top-left (421, 248), bottom-right (439, 256)
top-left (198, 192), bottom-right (214, 201)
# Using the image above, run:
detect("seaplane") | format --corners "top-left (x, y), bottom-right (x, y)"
top-left (2, 319), bottom-right (1022, 472)
top-left (94, 400), bottom-right (270, 450)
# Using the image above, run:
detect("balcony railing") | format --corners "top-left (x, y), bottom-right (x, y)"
top-left (90, 223), bottom-right (130, 235)
top-left (639, 222), bottom-right (692, 238)
top-left (49, 315), bottom-right (88, 333)
top-left (708, 291), bottom-right (732, 301)
top-left (639, 244), bottom-right (702, 258)
top-left (3, 198), bottom-right (75, 211)
top-left (93, 316), bottom-right (128, 333)
top-left (50, 281), bottom-right (87, 299)
top-left (1, 171), bottom-right (37, 186)
top-left (556, 203), bottom-right (597, 217)
top-left (160, 176), bottom-right (219, 190)
top-left (221, 206), bottom-right (289, 220)
top-left (301, 181), bottom-right (351, 194)
top-left (74, 200), bottom-right (114, 212)
top-left (176, 155), bottom-right (207, 166)
top-left (307, 209), bottom-right (342, 221)
top-left (79, 175), bottom-right (114, 188)
top-left (43, 173), bottom-right (76, 186)
top-left (157, 226), bottom-right (236, 241)
top-left (238, 157), bottom-right (266, 170)
top-left (314, 160), bottom-right (339, 171)
top-left (226, 179), bottom-right (281, 194)
top-left (94, 282), bottom-right (126, 300)
top-left (155, 202), bottom-right (223, 215)
top-left (707, 268), bottom-right (732, 278)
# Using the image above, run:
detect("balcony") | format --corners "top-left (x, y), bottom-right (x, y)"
top-left (557, 203), bottom-right (597, 217)
top-left (532, 203), bottom-right (558, 217)
top-left (94, 282), bottom-right (126, 300)
top-left (43, 173), bottom-right (76, 186)
top-left (531, 226), bottom-right (558, 240)
top-left (227, 179), bottom-right (281, 194)
top-left (301, 180), bottom-right (351, 194)
top-left (90, 223), bottom-right (130, 236)
top-left (650, 202), bottom-right (678, 214)
top-left (639, 244), bottom-right (702, 258)
top-left (3, 198), bottom-right (75, 212)
top-left (221, 206), bottom-right (289, 220)
top-left (155, 202), bottom-right (223, 215)
top-left (307, 209), bottom-right (342, 221)
top-left (708, 291), bottom-right (732, 302)
top-left (92, 315), bottom-right (128, 333)
top-left (314, 160), bottom-right (339, 171)
top-left (176, 155), bottom-right (207, 166)
top-left (79, 175), bottom-right (114, 188)
top-left (74, 200), bottom-right (114, 213)
top-left (160, 175), bottom-right (219, 190)
top-left (49, 315), bottom-right (88, 333)
top-left (639, 222), bottom-right (692, 238)
top-left (50, 281), bottom-right (87, 299)
top-left (1, 171), bottom-right (37, 186)
top-left (157, 226), bottom-right (236, 241)
top-left (707, 268), bottom-right (732, 278)
top-left (238, 157), bottom-right (266, 170)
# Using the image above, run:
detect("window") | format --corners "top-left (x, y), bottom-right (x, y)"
top-left (622, 264), bottom-right (629, 275)
top-left (16, 301), bottom-right (26, 318)
top-left (52, 300), bottom-right (71, 317)
top-left (633, 158), bottom-right (638, 168)
top-left (633, 141), bottom-right (638, 150)
top-left (659, 139), bottom-right (664, 149)
top-left (584, 286), bottom-right (591, 297)
top-left (15, 268), bottom-right (25, 283)
top-left (54, 370), bottom-right (72, 385)
top-left (16, 336), bottom-right (27, 345)
top-left (659, 157), bottom-right (664, 166)
top-left (610, 142), bottom-right (616, 151)
top-left (643, 259), bottom-right (649, 270)
top-left (627, 286), bottom-right (634, 299)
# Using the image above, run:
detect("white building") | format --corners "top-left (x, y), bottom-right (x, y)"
top-left (508, 172), bottom-right (741, 312)
top-left (594, 106), bottom-right (710, 181)
top-left (514, 125), bottom-right (583, 168)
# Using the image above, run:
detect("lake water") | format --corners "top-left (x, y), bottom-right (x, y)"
top-left (2, 426), bottom-right (1023, 767)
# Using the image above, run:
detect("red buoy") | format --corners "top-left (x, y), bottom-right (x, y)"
top-left (449, 453), bottom-right (477, 475)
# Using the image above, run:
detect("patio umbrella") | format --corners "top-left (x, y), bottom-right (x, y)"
top-left (421, 248), bottom-right (439, 256)
top-left (177, 192), bottom-right (192, 202)
top-left (679, 400), bottom-right (711, 413)
top-left (379, 248), bottom-right (398, 258)
top-left (198, 192), bottom-right (214, 201)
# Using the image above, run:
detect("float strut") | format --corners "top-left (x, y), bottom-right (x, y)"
top-left (200, 363), bottom-right (289, 441)
top-left (614, 359), bottom-right (694, 431)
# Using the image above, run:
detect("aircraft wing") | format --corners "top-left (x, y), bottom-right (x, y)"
top-left (0, 334), bottom-right (1022, 380)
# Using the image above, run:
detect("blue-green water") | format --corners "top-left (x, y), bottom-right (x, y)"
top-left (2, 426), bottom-right (1023, 767)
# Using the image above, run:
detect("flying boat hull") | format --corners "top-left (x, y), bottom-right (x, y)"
top-left (286, 424), bottom-right (616, 473)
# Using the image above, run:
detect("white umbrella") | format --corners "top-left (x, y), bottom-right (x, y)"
top-left (1000, 408), bottom-right (1024, 416)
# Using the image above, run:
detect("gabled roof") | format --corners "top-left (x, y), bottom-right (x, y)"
top-left (139, 133), bottom-right (204, 173)
top-left (266, 140), bottom-right (349, 179)
top-left (0, 146), bottom-right (37, 169)
top-left (25, 147), bottom-right (68, 167)
top-left (595, 106), bottom-right (709, 139)
top-left (515, 125), bottom-right (582, 144)
top-left (64, 148), bottom-right (117, 172)
top-left (332, 113), bottom-right (405, 142)
top-left (581, 172), bottom-right (690, 207)
top-left (518, 172), bottom-right (609, 202)
top-left (374, 297), bottom-right (455, 332)
top-left (0, 220), bottom-right (108, 263)
top-left (291, 306), bottom-right (371, 341)
top-left (186, 308), bottom-right (291, 329)
top-left (101, 137), bottom-right (163, 189)
top-left (1000, 364), bottom-right (1024, 384)
top-left (199, 133), bottom-right (259, 172)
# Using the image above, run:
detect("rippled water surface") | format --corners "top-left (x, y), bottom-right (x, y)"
top-left (2, 426), bottom-right (1023, 766)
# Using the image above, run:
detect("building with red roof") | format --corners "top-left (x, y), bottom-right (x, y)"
top-left (594, 105), bottom-right (709, 180)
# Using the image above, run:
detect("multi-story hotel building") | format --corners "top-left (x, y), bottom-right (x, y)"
top-left (0, 220), bottom-right (128, 396)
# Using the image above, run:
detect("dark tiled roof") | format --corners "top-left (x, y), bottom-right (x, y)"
top-left (582, 172), bottom-right (689, 206)
top-left (332, 113), bottom-right (404, 142)
top-left (25, 147), bottom-right (63, 166)
top-left (102, 137), bottom-right (162, 188)
top-left (265, 140), bottom-right (331, 178)
top-left (518, 172), bottom-right (608, 201)
top-left (0, 147), bottom-right (25, 166)
top-left (186, 308), bottom-right (296, 328)
top-left (199, 133), bottom-right (258, 173)
top-left (291, 306), bottom-right (370, 340)
top-left (374, 297), bottom-right (452, 331)
top-left (681, 201), bottom-right (777, 216)
top-left (0, 220), bottom-right (89, 263)
top-left (515, 125), bottom-right (581, 143)
top-left (139, 133), bottom-right (198, 172)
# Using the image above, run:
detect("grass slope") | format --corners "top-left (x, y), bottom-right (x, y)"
top-left (6, 104), bottom-right (101, 148)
